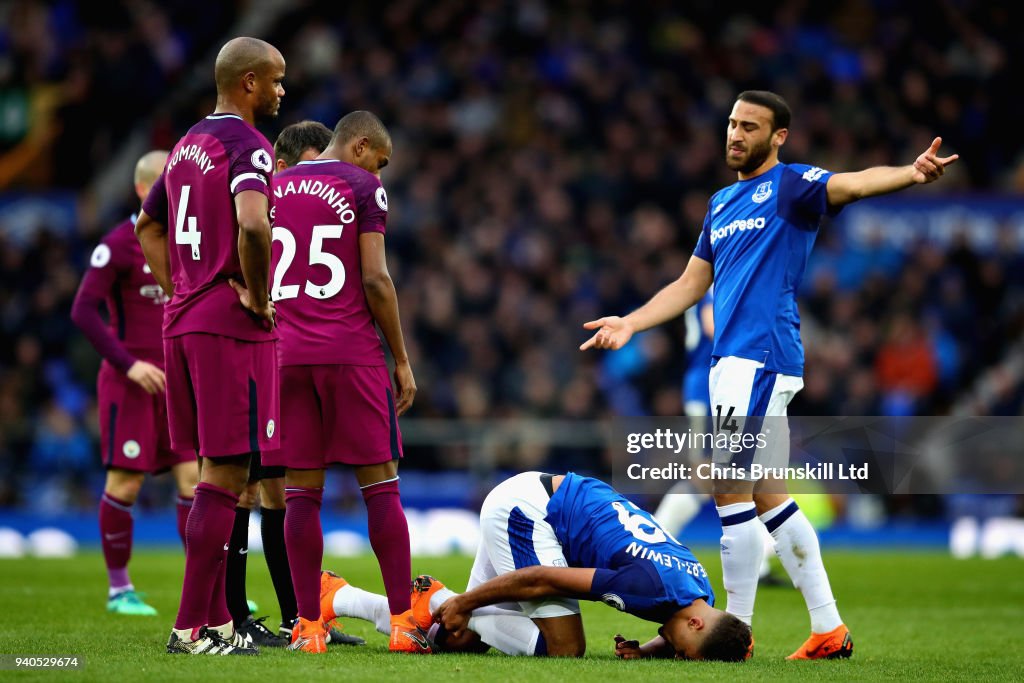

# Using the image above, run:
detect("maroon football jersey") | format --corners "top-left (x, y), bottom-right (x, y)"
top-left (72, 217), bottom-right (166, 371)
top-left (270, 159), bottom-right (388, 366)
top-left (142, 113), bottom-right (276, 341)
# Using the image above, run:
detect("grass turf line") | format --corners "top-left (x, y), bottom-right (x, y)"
top-left (0, 550), bottom-right (1022, 682)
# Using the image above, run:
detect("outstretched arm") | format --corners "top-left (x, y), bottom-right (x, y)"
top-left (580, 255), bottom-right (712, 351)
top-left (826, 136), bottom-right (959, 208)
top-left (434, 566), bottom-right (595, 635)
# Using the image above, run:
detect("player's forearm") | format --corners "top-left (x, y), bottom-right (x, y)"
top-left (827, 165), bottom-right (916, 206)
top-left (455, 567), bottom-right (565, 611)
top-left (363, 273), bottom-right (409, 363)
top-left (624, 274), bottom-right (707, 334)
top-left (136, 220), bottom-right (173, 296)
top-left (70, 297), bottom-right (137, 373)
top-left (638, 635), bottom-right (675, 659)
top-left (237, 221), bottom-right (272, 309)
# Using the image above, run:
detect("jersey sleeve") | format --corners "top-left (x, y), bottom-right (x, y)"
top-left (692, 203), bottom-right (713, 262)
top-left (70, 231), bottom-right (137, 373)
top-left (357, 175), bottom-right (388, 235)
top-left (229, 138), bottom-right (274, 198)
top-left (141, 172), bottom-right (168, 224)
top-left (588, 562), bottom-right (675, 617)
top-left (778, 164), bottom-right (841, 226)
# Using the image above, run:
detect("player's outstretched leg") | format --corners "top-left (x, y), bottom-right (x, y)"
top-left (758, 497), bottom-right (853, 659)
top-left (100, 471), bottom-right (157, 616)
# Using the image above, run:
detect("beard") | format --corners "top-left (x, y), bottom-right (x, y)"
top-left (255, 92), bottom-right (280, 120)
top-left (725, 136), bottom-right (772, 173)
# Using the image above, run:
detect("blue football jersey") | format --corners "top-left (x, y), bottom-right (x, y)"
top-left (545, 473), bottom-right (714, 623)
top-left (693, 163), bottom-right (838, 376)
top-left (682, 290), bottom-right (714, 408)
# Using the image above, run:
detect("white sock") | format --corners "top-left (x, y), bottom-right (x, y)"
top-left (761, 498), bottom-right (843, 633)
top-left (467, 613), bottom-right (541, 655)
top-left (109, 584), bottom-right (134, 598)
top-left (332, 584), bottom-right (392, 635)
top-left (428, 586), bottom-right (458, 612)
top-left (717, 502), bottom-right (762, 625)
top-left (759, 523), bottom-right (775, 579)
top-left (655, 487), bottom-right (709, 534)
top-left (208, 621), bottom-right (233, 638)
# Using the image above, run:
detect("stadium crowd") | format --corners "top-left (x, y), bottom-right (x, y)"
top-left (1, 0), bottom-right (1022, 512)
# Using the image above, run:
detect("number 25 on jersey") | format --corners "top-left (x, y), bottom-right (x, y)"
top-left (271, 225), bottom-right (346, 301)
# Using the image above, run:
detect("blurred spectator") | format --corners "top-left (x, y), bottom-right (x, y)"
top-left (2, 0), bottom-right (1024, 513)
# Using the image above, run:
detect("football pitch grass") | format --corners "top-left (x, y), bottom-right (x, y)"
top-left (1, 549), bottom-right (1022, 682)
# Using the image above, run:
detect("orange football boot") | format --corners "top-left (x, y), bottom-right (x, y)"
top-left (320, 570), bottom-right (349, 622)
top-left (410, 574), bottom-right (447, 630)
top-left (289, 617), bottom-right (327, 654)
top-left (389, 610), bottom-right (432, 654)
top-left (786, 624), bottom-right (853, 660)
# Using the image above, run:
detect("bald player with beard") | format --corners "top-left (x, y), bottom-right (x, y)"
top-left (136, 36), bottom-right (285, 656)
top-left (72, 150), bottom-right (199, 617)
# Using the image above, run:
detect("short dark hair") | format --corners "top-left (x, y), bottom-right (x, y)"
top-left (274, 120), bottom-right (332, 167)
top-left (736, 90), bottom-right (791, 131)
top-left (698, 613), bottom-right (752, 662)
top-left (333, 110), bottom-right (390, 151)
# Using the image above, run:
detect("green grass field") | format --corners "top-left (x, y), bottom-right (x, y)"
top-left (1, 549), bottom-right (1022, 682)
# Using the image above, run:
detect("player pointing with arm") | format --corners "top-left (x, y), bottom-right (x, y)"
top-left (582, 90), bottom-right (957, 659)
top-left (135, 36), bottom-right (285, 656)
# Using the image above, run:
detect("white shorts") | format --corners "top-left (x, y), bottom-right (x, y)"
top-left (468, 472), bottom-right (580, 620)
top-left (708, 356), bottom-right (803, 474)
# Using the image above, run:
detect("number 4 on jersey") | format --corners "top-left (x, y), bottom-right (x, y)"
top-left (174, 185), bottom-right (201, 260)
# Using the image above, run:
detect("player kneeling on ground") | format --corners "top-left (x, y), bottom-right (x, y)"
top-left (324, 472), bottom-right (751, 661)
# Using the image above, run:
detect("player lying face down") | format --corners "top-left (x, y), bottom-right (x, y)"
top-left (323, 472), bottom-right (751, 661)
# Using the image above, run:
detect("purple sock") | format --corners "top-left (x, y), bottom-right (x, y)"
top-left (284, 487), bottom-right (323, 621)
top-left (176, 495), bottom-right (193, 550)
top-left (100, 493), bottom-right (134, 593)
top-left (174, 482), bottom-right (238, 631)
top-left (361, 479), bottom-right (411, 615)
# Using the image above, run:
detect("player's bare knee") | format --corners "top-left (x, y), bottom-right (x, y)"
top-left (285, 468), bottom-right (326, 489)
top-left (353, 461), bottom-right (398, 488)
top-left (753, 490), bottom-right (790, 515)
top-left (543, 636), bottom-right (586, 658)
top-left (172, 462), bottom-right (199, 497)
top-left (238, 480), bottom-right (260, 509)
top-left (534, 616), bottom-right (586, 657)
top-left (260, 477), bottom-right (286, 509)
top-left (105, 469), bottom-right (144, 502)
top-left (713, 490), bottom-right (754, 506)
top-left (201, 455), bottom-right (252, 494)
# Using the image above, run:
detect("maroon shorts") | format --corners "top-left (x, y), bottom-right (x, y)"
top-left (164, 333), bottom-right (280, 458)
top-left (262, 364), bottom-right (401, 469)
top-left (97, 363), bottom-right (193, 473)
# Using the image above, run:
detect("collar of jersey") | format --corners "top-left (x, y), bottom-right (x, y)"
top-left (296, 159), bottom-right (338, 165)
top-left (206, 113), bottom-right (243, 121)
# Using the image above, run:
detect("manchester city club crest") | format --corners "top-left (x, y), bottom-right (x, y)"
top-left (752, 180), bottom-right (773, 203)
